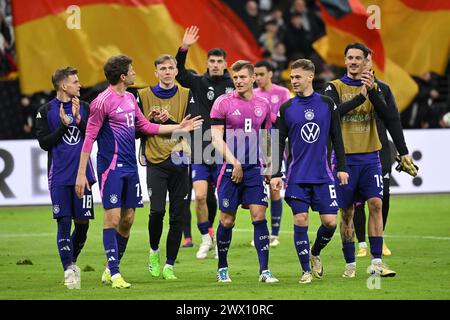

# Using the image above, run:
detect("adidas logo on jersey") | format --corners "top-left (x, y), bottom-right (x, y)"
top-left (116, 106), bottom-right (124, 113)
top-left (232, 109), bottom-right (241, 116)
top-left (330, 200), bottom-right (338, 207)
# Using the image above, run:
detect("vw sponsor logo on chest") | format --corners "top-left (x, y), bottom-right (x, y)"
top-left (301, 122), bottom-right (320, 143)
top-left (63, 126), bottom-right (81, 145)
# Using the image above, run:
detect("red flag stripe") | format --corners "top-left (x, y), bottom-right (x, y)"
top-left (164, 0), bottom-right (262, 63)
top-left (318, 0), bottom-right (385, 71)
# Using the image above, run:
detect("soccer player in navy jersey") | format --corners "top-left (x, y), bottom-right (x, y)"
top-left (353, 53), bottom-right (413, 258)
top-left (75, 55), bottom-right (202, 289)
top-left (36, 67), bottom-right (96, 289)
top-left (325, 43), bottom-right (397, 278)
top-left (271, 59), bottom-right (348, 284)
top-left (210, 60), bottom-right (278, 283)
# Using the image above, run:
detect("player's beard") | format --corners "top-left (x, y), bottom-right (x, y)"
top-left (348, 65), bottom-right (362, 78)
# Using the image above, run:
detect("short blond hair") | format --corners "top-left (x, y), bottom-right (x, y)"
top-left (154, 54), bottom-right (177, 67)
top-left (231, 60), bottom-right (254, 75)
top-left (291, 59), bottom-right (315, 74)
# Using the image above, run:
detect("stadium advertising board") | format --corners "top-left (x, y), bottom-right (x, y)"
top-left (1, 129), bottom-right (450, 206)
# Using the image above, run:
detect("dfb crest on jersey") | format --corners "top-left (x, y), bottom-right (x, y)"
top-left (53, 205), bottom-right (60, 214)
top-left (223, 198), bottom-right (230, 208)
top-left (225, 87), bottom-right (234, 94)
top-left (300, 122), bottom-right (320, 143)
top-left (271, 95), bottom-right (279, 104)
top-left (63, 126), bottom-right (81, 145)
top-left (254, 106), bottom-right (263, 117)
top-left (110, 194), bottom-right (118, 204)
top-left (305, 109), bottom-right (315, 121)
top-left (66, 114), bottom-right (74, 124)
top-left (207, 91), bottom-right (215, 100)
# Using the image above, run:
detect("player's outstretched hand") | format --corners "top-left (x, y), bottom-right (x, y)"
top-left (181, 26), bottom-right (199, 49)
top-left (337, 171), bottom-right (349, 186)
top-left (59, 103), bottom-right (71, 126)
top-left (270, 177), bottom-right (282, 191)
top-left (75, 173), bottom-right (90, 199)
top-left (179, 114), bottom-right (203, 132)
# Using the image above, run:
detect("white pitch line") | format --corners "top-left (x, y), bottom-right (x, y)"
top-left (1, 229), bottom-right (450, 241)
top-left (233, 229), bottom-right (450, 241)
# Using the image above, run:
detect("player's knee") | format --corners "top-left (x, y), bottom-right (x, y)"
top-left (294, 213), bottom-right (308, 226)
top-left (367, 198), bottom-right (382, 215)
top-left (121, 214), bottom-right (134, 229)
top-left (321, 216), bottom-right (337, 229)
top-left (57, 216), bottom-right (72, 232)
top-left (169, 218), bottom-right (182, 232)
top-left (340, 208), bottom-right (354, 222)
top-left (150, 209), bottom-right (165, 219)
top-left (324, 221), bottom-right (337, 229)
top-left (251, 210), bottom-right (266, 222)
top-left (104, 217), bottom-right (120, 229)
top-left (195, 194), bottom-right (207, 205)
top-left (270, 189), bottom-right (280, 200)
top-left (220, 216), bottom-right (235, 229)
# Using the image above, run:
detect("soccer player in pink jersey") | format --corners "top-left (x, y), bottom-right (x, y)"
top-left (210, 60), bottom-right (278, 283)
top-left (75, 55), bottom-right (202, 288)
top-left (253, 60), bottom-right (291, 247)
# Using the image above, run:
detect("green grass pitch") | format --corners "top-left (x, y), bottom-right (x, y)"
top-left (1, 194), bottom-right (449, 300)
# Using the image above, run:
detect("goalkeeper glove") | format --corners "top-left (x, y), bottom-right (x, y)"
top-left (395, 155), bottom-right (418, 177)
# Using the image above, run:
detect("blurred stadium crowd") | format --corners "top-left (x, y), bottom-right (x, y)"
top-left (1, 0), bottom-right (449, 139)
